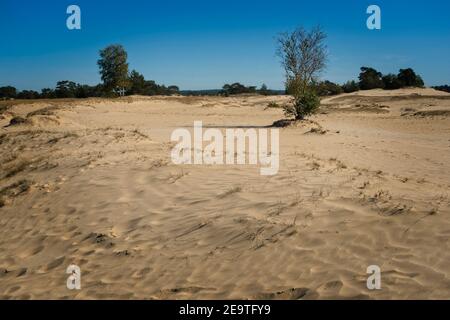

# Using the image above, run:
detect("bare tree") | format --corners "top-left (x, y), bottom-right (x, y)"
top-left (277, 26), bottom-right (327, 119)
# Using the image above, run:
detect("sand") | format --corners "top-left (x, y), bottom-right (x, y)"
top-left (1, 88), bottom-right (450, 299)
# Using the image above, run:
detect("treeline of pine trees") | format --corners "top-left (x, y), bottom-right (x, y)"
top-left (1, 57), bottom-right (446, 100)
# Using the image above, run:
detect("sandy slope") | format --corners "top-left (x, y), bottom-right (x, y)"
top-left (1, 89), bottom-right (450, 299)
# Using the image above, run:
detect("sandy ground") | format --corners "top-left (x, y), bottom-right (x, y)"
top-left (1, 88), bottom-right (450, 299)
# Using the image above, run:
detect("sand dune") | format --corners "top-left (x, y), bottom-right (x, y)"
top-left (1, 88), bottom-right (450, 299)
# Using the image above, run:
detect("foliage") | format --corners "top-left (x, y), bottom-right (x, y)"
top-left (433, 85), bottom-right (450, 93)
top-left (397, 68), bottom-right (424, 87)
top-left (382, 74), bottom-right (403, 90)
top-left (358, 67), bottom-right (384, 90)
top-left (315, 80), bottom-right (343, 96)
top-left (16, 90), bottom-right (40, 99)
top-left (341, 80), bottom-right (359, 93)
top-left (97, 44), bottom-right (130, 93)
top-left (221, 82), bottom-right (257, 95)
top-left (0, 86), bottom-right (17, 99)
top-left (127, 70), bottom-right (146, 95)
top-left (259, 84), bottom-right (269, 95)
top-left (277, 26), bottom-right (327, 119)
top-left (283, 89), bottom-right (320, 120)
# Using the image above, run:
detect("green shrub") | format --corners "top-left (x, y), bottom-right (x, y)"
top-left (315, 80), bottom-right (343, 96)
top-left (284, 91), bottom-right (320, 120)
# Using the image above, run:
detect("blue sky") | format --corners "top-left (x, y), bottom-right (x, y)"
top-left (1, 0), bottom-right (449, 90)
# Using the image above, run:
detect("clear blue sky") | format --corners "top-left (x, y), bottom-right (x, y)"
top-left (1, 0), bottom-right (449, 91)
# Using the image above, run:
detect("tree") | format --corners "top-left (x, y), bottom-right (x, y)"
top-left (342, 80), bottom-right (359, 93)
top-left (17, 90), bottom-right (40, 99)
top-left (397, 68), bottom-right (424, 87)
top-left (0, 86), bottom-right (17, 99)
top-left (75, 84), bottom-right (92, 98)
top-left (55, 80), bottom-right (78, 98)
top-left (221, 82), bottom-right (256, 95)
top-left (259, 84), bottom-right (270, 95)
top-left (277, 26), bottom-right (327, 119)
top-left (168, 85), bottom-right (180, 94)
top-left (358, 67), bottom-right (384, 90)
top-left (97, 44), bottom-right (130, 95)
top-left (433, 85), bottom-right (450, 93)
top-left (382, 74), bottom-right (403, 90)
top-left (128, 70), bottom-right (146, 95)
top-left (41, 88), bottom-right (55, 99)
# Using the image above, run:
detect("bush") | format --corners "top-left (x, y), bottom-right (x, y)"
top-left (284, 90), bottom-right (320, 120)
top-left (315, 80), bottom-right (343, 96)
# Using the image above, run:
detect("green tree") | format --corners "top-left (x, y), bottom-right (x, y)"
top-left (97, 44), bottom-right (130, 95)
top-left (397, 68), bottom-right (424, 87)
top-left (221, 82), bottom-right (256, 95)
top-left (341, 80), bottom-right (359, 93)
top-left (128, 70), bottom-right (146, 95)
top-left (433, 85), bottom-right (450, 93)
top-left (40, 88), bottom-right (55, 99)
top-left (168, 85), bottom-right (180, 94)
top-left (358, 67), bottom-right (384, 90)
top-left (259, 84), bottom-right (269, 95)
top-left (277, 26), bottom-right (327, 119)
top-left (382, 74), bottom-right (403, 90)
top-left (17, 90), bottom-right (40, 99)
top-left (0, 86), bottom-right (17, 99)
top-left (55, 80), bottom-right (78, 98)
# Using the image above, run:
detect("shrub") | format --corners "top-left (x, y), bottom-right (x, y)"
top-left (284, 90), bottom-right (320, 120)
top-left (315, 80), bottom-right (343, 96)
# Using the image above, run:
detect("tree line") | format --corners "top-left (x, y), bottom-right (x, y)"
top-left (0, 44), bottom-right (179, 100)
top-left (1, 40), bottom-right (447, 103)
top-left (276, 26), bottom-right (436, 120)
top-left (220, 83), bottom-right (281, 96)
top-left (310, 67), bottom-right (426, 97)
